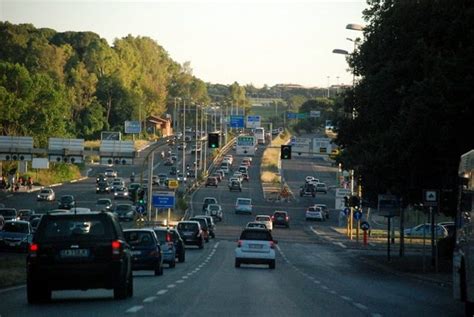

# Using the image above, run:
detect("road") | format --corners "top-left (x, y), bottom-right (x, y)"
top-left (0, 140), bottom-right (464, 316)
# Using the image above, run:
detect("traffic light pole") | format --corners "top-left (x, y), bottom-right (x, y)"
top-left (147, 151), bottom-right (154, 221)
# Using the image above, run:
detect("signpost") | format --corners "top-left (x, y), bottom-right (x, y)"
top-left (124, 121), bottom-right (141, 134)
top-left (335, 188), bottom-right (351, 210)
top-left (360, 221), bottom-right (370, 246)
top-left (423, 189), bottom-right (439, 270)
top-left (152, 191), bottom-right (176, 226)
top-left (354, 209), bottom-right (363, 243)
top-left (230, 115), bottom-right (245, 128)
top-left (246, 115), bottom-right (261, 128)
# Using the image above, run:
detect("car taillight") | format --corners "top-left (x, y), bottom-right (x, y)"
top-left (112, 240), bottom-right (122, 256)
top-left (166, 233), bottom-right (172, 242)
top-left (286, 216), bottom-right (289, 221)
top-left (271, 216), bottom-right (275, 220)
top-left (29, 243), bottom-right (39, 257)
top-left (270, 241), bottom-right (275, 249)
top-left (237, 240), bottom-right (242, 248)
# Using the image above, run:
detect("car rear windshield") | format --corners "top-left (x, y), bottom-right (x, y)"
top-left (178, 223), bottom-right (198, 231)
top-left (274, 212), bottom-right (287, 217)
top-left (153, 230), bottom-right (169, 242)
top-left (116, 205), bottom-right (132, 211)
top-left (60, 196), bottom-right (73, 202)
top-left (204, 198), bottom-right (216, 204)
top-left (40, 190), bottom-right (51, 194)
top-left (240, 230), bottom-right (272, 241)
top-left (237, 199), bottom-right (251, 205)
top-left (124, 231), bottom-right (155, 246)
top-left (3, 222), bottom-right (29, 233)
top-left (0, 209), bottom-right (16, 216)
top-left (36, 215), bottom-right (114, 241)
top-left (256, 217), bottom-right (270, 221)
top-left (191, 218), bottom-right (207, 228)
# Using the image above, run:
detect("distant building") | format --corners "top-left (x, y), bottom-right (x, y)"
top-left (146, 115), bottom-right (172, 137)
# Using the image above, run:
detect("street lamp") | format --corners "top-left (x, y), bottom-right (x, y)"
top-left (346, 23), bottom-right (364, 31)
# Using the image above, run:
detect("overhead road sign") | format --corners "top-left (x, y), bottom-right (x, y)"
top-left (310, 111), bottom-right (321, 118)
top-left (246, 115), bottom-right (261, 129)
top-left (287, 112), bottom-right (308, 119)
top-left (0, 136), bottom-right (34, 161)
top-left (313, 138), bottom-right (332, 154)
top-left (48, 138), bottom-right (85, 163)
top-left (124, 121), bottom-right (141, 134)
top-left (423, 189), bottom-right (439, 207)
top-left (230, 115), bottom-right (245, 128)
top-left (152, 191), bottom-right (176, 208)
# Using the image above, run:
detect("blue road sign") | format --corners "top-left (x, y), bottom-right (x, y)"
top-left (360, 221), bottom-right (370, 231)
top-left (152, 191), bottom-right (175, 208)
top-left (124, 121), bottom-right (141, 134)
top-left (343, 207), bottom-right (350, 216)
top-left (230, 115), bottom-right (245, 128)
top-left (287, 112), bottom-right (297, 119)
top-left (136, 205), bottom-right (145, 214)
top-left (354, 210), bottom-right (363, 220)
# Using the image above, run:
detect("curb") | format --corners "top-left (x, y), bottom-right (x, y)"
top-left (0, 284), bottom-right (25, 294)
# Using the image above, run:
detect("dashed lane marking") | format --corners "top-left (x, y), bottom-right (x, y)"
top-left (156, 290), bottom-right (168, 295)
top-left (143, 296), bottom-right (157, 303)
top-left (333, 242), bottom-right (347, 248)
top-left (371, 314), bottom-right (383, 317)
top-left (126, 306), bottom-right (144, 313)
top-left (182, 276), bottom-right (188, 279)
top-left (354, 303), bottom-right (368, 310)
top-left (176, 280), bottom-right (184, 283)
top-left (167, 284), bottom-right (176, 288)
top-left (341, 296), bottom-right (352, 301)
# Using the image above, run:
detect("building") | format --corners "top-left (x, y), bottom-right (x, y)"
top-left (146, 115), bottom-right (172, 137)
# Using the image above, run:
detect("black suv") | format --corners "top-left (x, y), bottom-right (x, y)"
top-left (27, 212), bottom-right (133, 303)
top-left (229, 180), bottom-right (242, 192)
top-left (169, 228), bottom-right (186, 263)
top-left (96, 181), bottom-right (111, 194)
top-left (299, 183), bottom-right (316, 197)
top-left (177, 221), bottom-right (204, 249)
top-left (272, 210), bottom-right (290, 228)
top-left (58, 195), bottom-right (76, 209)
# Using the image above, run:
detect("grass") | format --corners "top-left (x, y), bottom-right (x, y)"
top-left (250, 104), bottom-right (286, 122)
top-left (260, 131), bottom-right (291, 184)
top-left (0, 253), bottom-right (26, 288)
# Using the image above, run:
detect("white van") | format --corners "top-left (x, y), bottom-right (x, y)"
top-left (220, 162), bottom-right (230, 174)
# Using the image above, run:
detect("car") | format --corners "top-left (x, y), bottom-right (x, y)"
top-left (187, 169), bottom-right (196, 178)
top-left (111, 180), bottom-right (125, 192)
top-left (170, 166), bottom-right (177, 175)
top-left (235, 228), bottom-right (277, 269)
top-left (205, 204), bottom-right (223, 222)
top-left (194, 215), bottom-right (216, 238)
top-left (96, 198), bottom-right (113, 211)
top-left (242, 172), bottom-right (249, 182)
top-left (235, 198), bottom-right (252, 214)
top-left (18, 209), bottom-right (35, 221)
top-left (315, 182), bottom-right (328, 194)
top-left (404, 223), bottom-right (449, 238)
top-left (202, 197), bottom-right (218, 212)
top-left (177, 173), bottom-right (187, 182)
top-left (438, 221), bottom-right (455, 237)
top-left (255, 215), bottom-right (273, 231)
top-left (169, 228), bottom-right (186, 262)
top-left (243, 156), bottom-right (252, 163)
top-left (124, 229), bottom-right (164, 276)
top-left (151, 227), bottom-right (177, 268)
top-left (177, 142), bottom-right (186, 150)
top-left (238, 166), bottom-right (248, 174)
top-left (272, 210), bottom-right (290, 228)
top-left (152, 175), bottom-right (159, 185)
top-left (96, 181), bottom-right (111, 194)
top-left (229, 180), bottom-right (242, 192)
top-left (222, 158), bottom-right (233, 166)
top-left (113, 204), bottom-right (135, 221)
top-left (305, 176), bottom-right (316, 183)
top-left (57, 195), bottom-right (75, 210)
top-left (305, 206), bottom-right (325, 221)
top-left (300, 183), bottom-right (316, 197)
top-left (233, 172), bottom-right (244, 182)
top-left (189, 217), bottom-right (210, 242)
top-left (224, 155), bottom-right (233, 164)
top-left (170, 153), bottom-right (178, 161)
top-left (96, 174), bottom-right (107, 183)
top-left (114, 187), bottom-right (129, 200)
top-left (219, 163), bottom-right (230, 174)
top-left (191, 145), bottom-right (201, 154)
top-left (314, 204), bottom-right (329, 219)
top-left (29, 216), bottom-right (42, 234)
top-left (246, 222), bottom-right (268, 230)
top-left (36, 188), bottom-right (55, 201)
top-left (211, 172), bottom-right (223, 182)
top-left (158, 173), bottom-right (168, 185)
top-left (104, 168), bottom-right (118, 178)
top-left (176, 221), bottom-right (204, 248)
top-left (215, 169), bottom-right (225, 180)
top-left (0, 220), bottom-right (33, 252)
top-left (241, 158), bottom-right (251, 167)
top-left (205, 177), bottom-right (218, 187)
top-left (164, 159), bottom-right (174, 166)
top-left (27, 211), bottom-right (133, 303)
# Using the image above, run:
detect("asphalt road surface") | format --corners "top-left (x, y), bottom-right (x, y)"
top-left (0, 141), bottom-right (464, 316)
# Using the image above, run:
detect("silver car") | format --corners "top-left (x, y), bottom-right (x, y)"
top-left (235, 198), bottom-right (252, 214)
top-left (37, 188), bottom-right (55, 201)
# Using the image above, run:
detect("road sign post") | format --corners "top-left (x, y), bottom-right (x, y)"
top-left (354, 209), bottom-right (362, 243)
top-left (423, 189), bottom-right (439, 270)
top-left (360, 221), bottom-right (370, 246)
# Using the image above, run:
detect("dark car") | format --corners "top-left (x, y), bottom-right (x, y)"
top-left (96, 174), bottom-right (107, 183)
top-left (164, 159), bottom-right (174, 166)
top-left (242, 173), bottom-right (249, 182)
top-left (189, 217), bottom-right (210, 243)
top-left (205, 177), bottom-right (218, 187)
top-left (194, 215), bottom-right (216, 239)
top-left (96, 181), bottom-right (111, 194)
top-left (151, 227), bottom-right (177, 268)
top-left (123, 229), bottom-right (163, 276)
top-left (177, 221), bottom-right (204, 249)
top-left (57, 195), bottom-right (75, 210)
top-left (272, 210), bottom-right (290, 228)
top-left (114, 204), bottom-right (135, 222)
top-left (169, 228), bottom-right (185, 263)
top-left (170, 166), bottom-right (177, 175)
top-left (229, 180), bottom-right (242, 192)
top-left (30, 216), bottom-right (42, 234)
top-left (299, 183), bottom-right (316, 197)
top-left (0, 220), bottom-right (33, 252)
top-left (27, 212), bottom-right (133, 303)
top-left (18, 209), bottom-right (35, 221)
top-left (0, 208), bottom-right (18, 221)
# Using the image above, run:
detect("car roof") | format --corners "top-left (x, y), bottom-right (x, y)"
top-left (178, 221), bottom-right (200, 225)
top-left (256, 215), bottom-right (271, 218)
top-left (237, 198), bottom-right (251, 201)
top-left (274, 210), bottom-right (288, 214)
top-left (124, 228), bottom-right (155, 233)
top-left (4, 220), bottom-right (30, 224)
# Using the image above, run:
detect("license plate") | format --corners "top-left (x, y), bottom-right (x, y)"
top-left (249, 244), bottom-right (263, 249)
top-left (7, 241), bottom-right (20, 246)
top-left (184, 232), bottom-right (193, 236)
top-left (60, 249), bottom-right (89, 258)
top-left (131, 250), bottom-right (142, 255)
top-left (277, 217), bottom-right (283, 221)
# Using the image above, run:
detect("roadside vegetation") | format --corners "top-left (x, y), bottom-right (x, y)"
top-left (260, 131), bottom-right (291, 184)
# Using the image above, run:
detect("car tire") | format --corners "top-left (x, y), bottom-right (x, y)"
top-left (235, 259), bottom-right (240, 268)
top-left (27, 279), bottom-right (51, 304)
top-left (127, 271), bottom-right (133, 297)
top-left (155, 263), bottom-right (164, 276)
top-left (199, 241), bottom-right (204, 249)
top-left (114, 275), bottom-right (129, 299)
top-left (205, 237), bottom-right (209, 243)
top-left (178, 252), bottom-right (185, 263)
top-left (269, 260), bottom-right (276, 269)
top-left (169, 260), bottom-right (176, 268)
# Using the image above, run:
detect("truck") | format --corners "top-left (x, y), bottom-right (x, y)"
top-left (453, 149), bottom-right (474, 315)
top-left (254, 127), bottom-right (265, 145)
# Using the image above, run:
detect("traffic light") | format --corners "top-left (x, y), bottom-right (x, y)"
top-left (344, 196), bottom-right (349, 207)
top-left (349, 195), bottom-right (360, 207)
top-left (208, 133), bottom-right (219, 148)
top-left (280, 145), bottom-right (292, 159)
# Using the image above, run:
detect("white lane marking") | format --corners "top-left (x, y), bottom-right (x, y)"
top-left (143, 296), bottom-right (157, 303)
top-left (369, 243), bottom-right (376, 247)
top-left (70, 180), bottom-right (77, 183)
top-left (310, 226), bottom-right (322, 235)
top-left (329, 290), bottom-right (337, 295)
top-left (126, 306), bottom-right (144, 313)
top-left (0, 284), bottom-right (26, 294)
top-left (167, 284), bottom-right (176, 288)
top-left (341, 296), bottom-right (352, 302)
top-left (354, 303), bottom-right (368, 310)
top-left (182, 275), bottom-right (188, 279)
top-left (176, 280), bottom-right (185, 283)
top-left (333, 242), bottom-right (347, 248)
top-left (308, 276), bottom-right (315, 280)
top-left (321, 285), bottom-right (329, 290)
top-left (371, 314), bottom-right (383, 317)
top-left (214, 242), bottom-right (220, 248)
top-left (156, 289), bottom-right (168, 295)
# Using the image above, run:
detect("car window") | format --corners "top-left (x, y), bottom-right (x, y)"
top-left (256, 216), bottom-right (270, 221)
top-left (237, 199), bottom-right (251, 205)
top-left (124, 231), bottom-right (155, 246)
top-left (0, 209), bottom-right (16, 217)
top-left (178, 223), bottom-right (198, 231)
top-left (3, 222), bottom-right (29, 233)
top-left (40, 189), bottom-right (51, 194)
top-left (153, 230), bottom-right (168, 242)
top-left (37, 216), bottom-right (113, 241)
top-left (240, 230), bottom-right (272, 241)
top-left (191, 218), bottom-right (207, 228)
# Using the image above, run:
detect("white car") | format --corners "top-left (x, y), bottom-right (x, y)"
top-left (233, 172), bottom-right (244, 182)
top-left (314, 204), bottom-right (329, 219)
top-left (305, 176), bottom-right (315, 183)
top-left (206, 203), bottom-right (223, 222)
top-left (37, 188), bottom-right (55, 201)
top-left (235, 198), bottom-right (252, 214)
top-left (246, 222), bottom-right (268, 230)
top-left (306, 206), bottom-right (325, 221)
top-left (177, 173), bottom-right (187, 182)
top-left (235, 228), bottom-right (276, 269)
top-left (255, 215), bottom-right (273, 231)
top-left (224, 155), bottom-right (233, 164)
top-left (315, 182), bottom-right (328, 194)
top-left (104, 168), bottom-right (117, 178)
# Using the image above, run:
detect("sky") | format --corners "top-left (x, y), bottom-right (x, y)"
top-left (0, 0), bottom-right (368, 88)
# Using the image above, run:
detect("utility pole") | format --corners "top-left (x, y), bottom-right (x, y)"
top-left (195, 104), bottom-right (199, 178)
top-left (200, 106), bottom-right (204, 171)
top-left (204, 112), bottom-right (208, 173)
top-left (182, 100), bottom-right (186, 177)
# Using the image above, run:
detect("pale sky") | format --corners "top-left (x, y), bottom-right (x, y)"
top-left (0, 0), bottom-right (368, 88)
